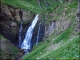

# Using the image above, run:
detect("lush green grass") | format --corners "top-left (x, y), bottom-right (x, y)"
top-left (65, 0), bottom-right (78, 15)
top-left (1, 0), bottom-right (79, 59)
top-left (66, 1), bottom-right (78, 10)
top-left (21, 22), bottom-right (79, 59)
top-left (41, 36), bottom-right (79, 59)
top-left (22, 28), bottom-right (79, 59)
top-left (21, 26), bottom-right (76, 60)
top-left (44, 0), bottom-right (77, 24)
top-left (21, 31), bottom-right (57, 60)
top-left (22, 42), bottom-right (48, 60)
top-left (21, 0), bottom-right (78, 59)
top-left (2, 0), bottom-right (41, 13)
top-left (1, 0), bottom-right (60, 14)
top-left (53, 27), bottom-right (73, 43)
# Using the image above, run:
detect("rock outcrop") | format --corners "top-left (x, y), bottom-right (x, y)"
top-left (0, 3), bottom-right (35, 45)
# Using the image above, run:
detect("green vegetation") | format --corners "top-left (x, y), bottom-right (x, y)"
top-left (53, 27), bottom-right (73, 43)
top-left (66, 1), bottom-right (78, 11)
top-left (22, 28), bottom-right (79, 60)
top-left (21, 24), bottom-right (79, 59)
top-left (21, 0), bottom-right (79, 60)
top-left (0, 45), bottom-right (19, 59)
top-left (1, 0), bottom-right (59, 14)
top-left (0, 34), bottom-right (19, 59)
top-left (45, 0), bottom-right (78, 24)
top-left (1, 0), bottom-right (79, 60)
top-left (6, 43), bottom-right (19, 59)
top-left (41, 36), bottom-right (79, 60)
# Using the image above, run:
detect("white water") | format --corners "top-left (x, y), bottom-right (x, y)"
top-left (21, 14), bottom-right (39, 53)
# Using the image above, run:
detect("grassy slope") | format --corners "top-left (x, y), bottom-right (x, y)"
top-left (21, 0), bottom-right (79, 60)
top-left (1, 0), bottom-right (79, 59)
top-left (22, 28), bottom-right (79, 60)
top-left (1, 0), bottom-right (59, 14)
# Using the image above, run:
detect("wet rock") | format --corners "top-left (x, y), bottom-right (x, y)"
top-left (77, 12), bottom-right (80, 17)
top-left (44, 20), bottom-right (56, 38)
top-left (1, 3), bottom-right (35, 22)
top-left (20, 49), bottom-right (25, 54)
top-left (18, 52), bottom-right (23, 57)
top-left (14, 56), bottom-right (19, 60)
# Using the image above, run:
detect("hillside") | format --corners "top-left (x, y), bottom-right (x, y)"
top-left (1, 0), bottom-right (59, 13)
top-left (0, 0), bottom-right (80, 60)
top-left (21, 0), bottom-right (80, 60)
top-left (0, 35), bottom-right (19, 59)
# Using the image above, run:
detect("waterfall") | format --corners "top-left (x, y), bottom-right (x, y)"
top-left (21, 14), bottom-right (39, 54)
top-left (36, 22), bottom-right (41, 45)
top-left (18, 20), bottom-right (23, 48)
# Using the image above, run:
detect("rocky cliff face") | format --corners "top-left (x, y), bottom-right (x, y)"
top-left (0, 1), bottom-right (79, 46)
top-left (1, 3), bottom-right (35, 22)
top-left (0, 3), bottom-right (35, 45)
top-left (0, 0), bottom-right (79, 60)
top-left (0, 3), bottom-right (73, 45)
top-left (0, 3), bottom-right (44, 46)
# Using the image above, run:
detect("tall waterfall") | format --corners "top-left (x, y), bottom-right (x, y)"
top-left (19, 20), bottom-right (23, 48)
top-left (21, 14), bottom-right (39, 53)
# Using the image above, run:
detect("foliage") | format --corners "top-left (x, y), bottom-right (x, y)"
top-left (21, 0), bottom-right (78, 59)
top-left (1, 0), bottom-right (59, 14)
top-left (53, 27), bottom-right (73, 43)
top-left (41, 36), bottom-right (79, 59)
top-left (22, 42), bottom-right (48, 60)
top-left (1, 0), bottom-right (79, 60)
top-left (45, 0), bottom-right (78, 24)
top-left (0, 38), bottom-right (19, 59)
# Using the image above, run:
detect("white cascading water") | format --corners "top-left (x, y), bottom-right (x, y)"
top-left (21, 14), bottom-right (39, 53)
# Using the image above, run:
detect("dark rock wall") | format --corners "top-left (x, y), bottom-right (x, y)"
top-left (0, 3), bottom-right (35, 45)
top-left (31, 21), bottom-right (45, 48)
top-left (0, 2), bottom-right (72, 47)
